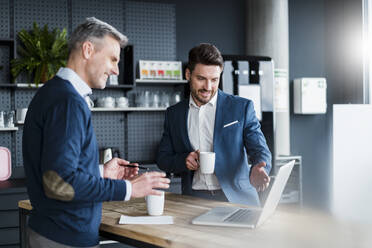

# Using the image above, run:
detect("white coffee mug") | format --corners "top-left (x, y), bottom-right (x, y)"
top-left (103, 97), bottom-right (115, 108)
top-left (146, 191), bottom-right (165, 216)
top-left (16, 108), bottom-right (28, 123)
top-left (199, 152), bottom-right (215, 174)
top-left (116, 97), bottom-right (128, 108)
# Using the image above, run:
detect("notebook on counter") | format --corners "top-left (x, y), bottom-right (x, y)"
top-left (191, 160), bottom-right (295, 228)
top-left (119, 215), bottom-right (174, 225)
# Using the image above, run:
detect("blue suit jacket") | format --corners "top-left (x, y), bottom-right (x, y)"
top-left (156, 90), bottom-right (272, 206)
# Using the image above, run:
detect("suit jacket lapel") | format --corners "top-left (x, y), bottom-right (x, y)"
top-left (213, 90), bottom-right (226, 152)
top-left (180, 99), bottom-right (193, 151)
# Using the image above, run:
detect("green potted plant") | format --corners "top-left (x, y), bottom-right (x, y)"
top-left (11, 22), bottom-right (68, 86)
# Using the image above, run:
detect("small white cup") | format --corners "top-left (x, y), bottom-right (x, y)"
top-left (103, 97), bottom-right (115, 108)
top-left (116, 97), bottom-right (128, 108)
top-left (16, 108), bottom-right (28, 123)
top-left (146, 191), bottom-right (165, 216)
top-left (199, 152), bottom-right (215, 174)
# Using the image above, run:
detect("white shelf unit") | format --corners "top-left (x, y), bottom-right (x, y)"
top-left (136, 79), bottom-right (187, 84)
top-left (91, 107), bottom-right (167, 112)
top-left (15, 83), bottom-right (42, 88)
top-left (13, 84), bottom-right (133, 89)
top-left (0, 127), bottom-right (18, 131)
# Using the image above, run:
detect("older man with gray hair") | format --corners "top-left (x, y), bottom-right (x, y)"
top-left (23, 17), bottom-right (170, 247)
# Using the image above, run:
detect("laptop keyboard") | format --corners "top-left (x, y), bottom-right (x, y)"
top-left (223, 209), bottom-right (254, 223)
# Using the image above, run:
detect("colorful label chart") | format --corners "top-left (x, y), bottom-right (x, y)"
top-left (139, 60), bottom-right (182, 80)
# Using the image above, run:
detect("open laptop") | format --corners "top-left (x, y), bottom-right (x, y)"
top-left (191, 160), bottom-right (295, 228)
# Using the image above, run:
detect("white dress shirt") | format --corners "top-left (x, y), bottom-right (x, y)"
top-left (56, 67), bottom-right (132, 201)
top-left (188, 93), bottom-right (221, 190)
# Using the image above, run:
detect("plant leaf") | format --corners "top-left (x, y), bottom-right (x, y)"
top-left (11, 22), bottom-right (68, 85)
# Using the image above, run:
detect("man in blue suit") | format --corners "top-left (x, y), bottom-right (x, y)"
top-left (157, 43), bottom-right (272, 206)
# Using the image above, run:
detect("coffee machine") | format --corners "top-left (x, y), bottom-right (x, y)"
top-left (220, 55), bottom-right (275, 170)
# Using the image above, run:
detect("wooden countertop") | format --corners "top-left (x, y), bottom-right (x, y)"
top-left (19, 193), bottom-right (372, 248)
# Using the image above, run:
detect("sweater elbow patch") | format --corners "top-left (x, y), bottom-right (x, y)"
top-left (42, 170), bottom-right (75, 201)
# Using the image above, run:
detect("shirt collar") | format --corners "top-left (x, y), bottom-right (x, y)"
top-left (189, 91), bottom-right (218, 108)
top-left (56, 67), bottom-right (92, 97)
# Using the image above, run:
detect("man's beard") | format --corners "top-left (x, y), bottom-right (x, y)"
top-left (191, 87), bottom-right (215, 105)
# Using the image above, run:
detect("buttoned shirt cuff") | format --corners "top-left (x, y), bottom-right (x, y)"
top-left (124, 180), bottom-right (132, 201)
top-left (99, 164), bottom-right (104, 177)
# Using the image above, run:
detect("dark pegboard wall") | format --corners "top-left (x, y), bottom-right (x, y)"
top-left (14, 90), bottom-right (36, 108)
top-left (125, 0), bottom-right (176, 64)
top-left (0, 89), bottom-right (11, 110)
top-left (71, 0), bottom-right (125, 32)
top-left (0, 0), bottom-right (10, 37)
top-left (91, 112), bottom-right (126, 158)
top-left (15, 126), bottom-right (23, 167)
top-left (0, 45), bottom-right (10, 84)
top-left (0, 132), bottom-right (12, 152)
top-left (13, 90), bottom-right (33, 168)
top-left (127, 111), bottom-right (165, 162)
top-left (14, 0), bottom-right (68, 34)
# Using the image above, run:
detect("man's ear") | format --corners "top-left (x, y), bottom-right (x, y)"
top-left (82, 41), bottom-right (94, 59)
top-left (185, 68), bottom-right (191, 81)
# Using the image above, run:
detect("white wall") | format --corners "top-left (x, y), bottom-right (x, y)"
top-left (333, 104), bottom-right (372, 223)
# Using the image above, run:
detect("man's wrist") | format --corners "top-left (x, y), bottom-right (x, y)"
top-left (249, 163), bottom-right (257, 177)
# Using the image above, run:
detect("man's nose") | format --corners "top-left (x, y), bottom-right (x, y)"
top-left (204, 80), bottom-right (212, 90)
top-left (111, 64), bottom-right (119, 75)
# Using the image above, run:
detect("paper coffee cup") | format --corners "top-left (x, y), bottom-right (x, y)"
top-left (199, 152), bottom-right (215, 174)
top-left (146, 191), bottom-right (165, 216)
top-left (16, 108), bottom-right (27, 123)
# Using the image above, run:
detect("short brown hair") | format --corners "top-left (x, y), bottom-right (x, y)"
top-left (187, 43), bottom-right (224, 72)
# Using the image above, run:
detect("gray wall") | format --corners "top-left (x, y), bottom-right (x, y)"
top-left (175, 0), bottom-right (246, 61)
top-left (289, 0), bottom-right (363, 210)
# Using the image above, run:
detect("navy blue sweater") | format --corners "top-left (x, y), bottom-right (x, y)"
top-left (23, 77), bottom-right (127, 247)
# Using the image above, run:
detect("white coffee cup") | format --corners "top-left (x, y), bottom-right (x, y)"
top-left (146, 191), bottom-right (165, 216)
top-left (199, 152), bottom-right (215, 174)
top-left (116, 97), bottom-right (128, 108)
top-left (100, 97), bottom-right (115, 108)
top-left (16, 108), bottom-right (28, 123)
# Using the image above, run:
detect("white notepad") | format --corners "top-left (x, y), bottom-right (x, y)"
top-left (119, 215), bottom-right (174, 225)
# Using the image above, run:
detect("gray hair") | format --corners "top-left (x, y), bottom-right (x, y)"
top-left (68, 17), bottom-right (128, 55)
